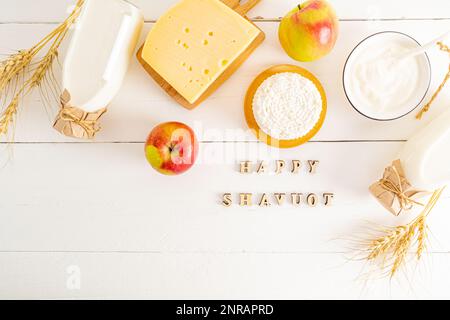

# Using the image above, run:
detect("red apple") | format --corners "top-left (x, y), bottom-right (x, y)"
top-left (145, 122), bottom-right (198, 175)
top-left (279, 0), bottom-right (339, 62)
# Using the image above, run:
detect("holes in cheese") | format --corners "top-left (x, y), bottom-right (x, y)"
top-left (141, 0), bottom-right (260, 104)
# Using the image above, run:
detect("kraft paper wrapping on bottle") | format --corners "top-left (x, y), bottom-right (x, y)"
top-left (369, 159), bottom-right (429, 216)
top-left (53, 90), bottom-right (107, 139)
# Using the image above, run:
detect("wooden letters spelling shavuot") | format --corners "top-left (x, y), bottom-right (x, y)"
top-left (223, 160), bottom-right (335, 207)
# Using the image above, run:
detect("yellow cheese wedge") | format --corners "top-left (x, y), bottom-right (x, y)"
top-left (141, 0), bottom-right (260, 104)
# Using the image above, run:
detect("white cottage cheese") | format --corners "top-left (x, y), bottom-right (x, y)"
top-left (252, 72), bottom-right (322, 140)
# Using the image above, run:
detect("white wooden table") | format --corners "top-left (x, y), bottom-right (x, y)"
top-left (1, 0), bottom-right (450, 299)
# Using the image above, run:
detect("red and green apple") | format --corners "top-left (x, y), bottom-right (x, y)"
top-left (145, 122), bottom-right (199, 175)
top-left (279, 0), bottom-right (339, 62)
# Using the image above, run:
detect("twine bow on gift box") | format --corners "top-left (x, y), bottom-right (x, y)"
top-left (369, 160), bottom-right (428, 216)
top-left (53, 90), bottom-right (107, 139)
top-left (361, 160), bottom-right (446, 278)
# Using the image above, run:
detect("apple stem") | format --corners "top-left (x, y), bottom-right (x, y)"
top-left (297, 4), bottom-right (302, 10)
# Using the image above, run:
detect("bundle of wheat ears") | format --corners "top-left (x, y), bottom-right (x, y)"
top-left (360, 187), bottom-right (445, 278)
top-left (0, 0), bottom-right (84, 140)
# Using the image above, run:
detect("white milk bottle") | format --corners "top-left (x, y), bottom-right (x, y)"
top-left (399, 109), bottom-right (450, 190)
top-left (54, 0), bottom-right (143, 139)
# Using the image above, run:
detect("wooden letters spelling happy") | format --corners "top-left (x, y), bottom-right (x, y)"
top-left (222, 160), bottom-right (335, 208)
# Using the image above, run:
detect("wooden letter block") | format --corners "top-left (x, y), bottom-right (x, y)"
top-left (292, 160), bottom-right (301, 174)
top-left (239, 193), bottom-right (252, 206)
top-left (308, 160), bottom-right (319, 174)
top-left (240, 161), bottom-right (252, 173)
top-left (259, 193), bottom-right (271, 207)
top-left (291, 193), bottom-right (303, 206)
top-left (275, 160), bottom-right (285, 174)
top-left (274, 193), bottom-right (286, 205)
top-left (222, 193), bottom-right (232, 207)
top-left (257, 161), bottom-right (267, 174)
top-left (323, 193), bottom-right (334, 206)
top-left (307, 193), bottom-right (318, 207)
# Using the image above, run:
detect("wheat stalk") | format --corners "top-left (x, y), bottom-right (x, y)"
top-left (0, 50), bottom-right (33, 95)
top-left (0, 47), bottom-right (61, 136)
top-left (30, 48), bottom-right (58, 88)
top-left (364, 215), bottom-right (422, 277)
top-left (0, 96), bottom-right (18, 136)
top-left (390, 222), bottom-right (416, 276)
top-left (367, 226), bottom-right (406, 261)
top-left (416, 42), bottom-right (450, 119)
top-left (362, 187), bottom-right (445, 278)
top-left (0, 0), bottom-right (85, 139)
top-left (416, 215), bottom-right (427, 260)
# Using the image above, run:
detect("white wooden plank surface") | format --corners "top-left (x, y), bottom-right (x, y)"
top-left (1, 0), bottom-right (450, 300)
top-left (1, 142), bottom-right (450, 253)
top-left (0, 0), bottom-right (449, 22)
top-left (1, 20), bottom-right (449, 143)
top-left (2, 252), bottom-right (450, 299)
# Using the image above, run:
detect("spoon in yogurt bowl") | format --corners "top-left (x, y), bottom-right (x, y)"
top-left (397, 30), bottom-right (450, 61)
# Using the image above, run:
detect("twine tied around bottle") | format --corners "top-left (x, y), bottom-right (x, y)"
top-left (369, 160), bottom-right (429, 216)
top-left (53, 90), bottom-right (107, 139)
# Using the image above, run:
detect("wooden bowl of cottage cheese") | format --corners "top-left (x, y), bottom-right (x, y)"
top-left (244, 65), bottom-right (327, 148)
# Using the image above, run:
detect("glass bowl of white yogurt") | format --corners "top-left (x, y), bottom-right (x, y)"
top-left (343, 31), bottom-right (431, 121)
